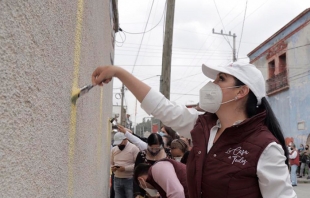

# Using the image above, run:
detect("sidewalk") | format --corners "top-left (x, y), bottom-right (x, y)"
top-left (297, 177), bottom-right (310, 183)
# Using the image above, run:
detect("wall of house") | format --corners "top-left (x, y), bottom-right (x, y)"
top-left (249, 13), bottom-right (310, 146)
top-left (0, 0), bottom-right (115, 197)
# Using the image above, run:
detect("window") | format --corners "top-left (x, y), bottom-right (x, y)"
top-left (268, 60), bottom-right (275, 78)
top-left (266, 53), bottom-right (289, 95)
top-left (279, 53), bottom-right (286, 73)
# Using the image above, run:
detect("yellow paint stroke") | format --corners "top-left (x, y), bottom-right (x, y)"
top-left (97, 87), bottom-right (104, 169)
top-left (68, 0), bottom-right (84, 197)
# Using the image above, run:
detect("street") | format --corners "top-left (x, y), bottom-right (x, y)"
top-left (294, 183), bottom-right (310, 198)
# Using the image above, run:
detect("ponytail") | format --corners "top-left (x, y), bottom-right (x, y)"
top-left (261, 97), bottom-right (289, 167)
top-left (234, 77), bottom-right (289, 167)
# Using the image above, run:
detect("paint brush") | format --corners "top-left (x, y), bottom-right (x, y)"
top-left (71, 84), bottom-right (95, 103)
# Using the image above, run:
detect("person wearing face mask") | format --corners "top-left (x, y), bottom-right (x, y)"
top-left (134, 160), bottom-right (189, 198)
top-left (111, 132), bottom-right (140, 198)
top-left (171, 139), bottom-right (189, 164)
top-left (160, 126), bottom-right (179, 140)
top-left (92, 61), bottom-right (296, 197)
top-left (299, 144), bottom-right (310, 179)
top-left (288, 143), bottom-right (299, 186)
top-left (133, 133), bottom-right (173, 198)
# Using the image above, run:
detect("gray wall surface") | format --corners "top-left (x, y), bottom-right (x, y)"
top-left (0, 0), bottom-right (115, 197)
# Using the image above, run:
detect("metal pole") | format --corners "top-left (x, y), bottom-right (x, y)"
top-left (233, 33), bottom-right (236, 61)
top-left (160, 0), bottom-right (176, 99)
top-left (120, 84), bottom-right (125, 126)
top-left (212, 29), bottom-right (237, 62)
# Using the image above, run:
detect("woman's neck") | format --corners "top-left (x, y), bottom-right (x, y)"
top-left (146, 149), bottom-right (166, 160)
top-left (216, 107), bottom-right (248, 131)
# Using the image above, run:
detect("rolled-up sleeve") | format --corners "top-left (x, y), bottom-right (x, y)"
top-left (257, 142), bottom-right (297, 198)
top-left (141, 88), bottom-right (199, 138)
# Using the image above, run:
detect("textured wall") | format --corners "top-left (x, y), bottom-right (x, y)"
top-left (250, 16), bottom-right (310, 146)
top-left (0, 0), bottom-right (114, 197)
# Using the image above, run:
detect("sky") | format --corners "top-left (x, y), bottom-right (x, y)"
top-left (112, 0), bottom-right (310, 126)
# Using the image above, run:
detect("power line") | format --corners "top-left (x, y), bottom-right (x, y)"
top-left (173, 81), bottom-right (206, 102)
top-left (131, 0), bottom-right (155, 74)
top-left (213, 0), bottom-right (233, 49)
top-left (116, 48), bottom-right (232, 54)
top-left (237, 0), bottom-right (248, 60)
top-left (116, 53), bottom-right (232, 59)
top-left (251, 43), bottom-right (310, 60)
top-left (120, 0), bottom-right (167, 35)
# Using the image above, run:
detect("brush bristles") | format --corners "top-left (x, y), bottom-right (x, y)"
top-left (71, 87), bottom-right (81, 103)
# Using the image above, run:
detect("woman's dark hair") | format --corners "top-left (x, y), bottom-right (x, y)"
top-left (234, 78), bottom-right (289, 166)
top-left (162, 126), bottom-right (179, 140)
top-left (163, 135), bottom-right (173, 148)
top-left (147, 133), bottom-right (164, 147)
top-left (134, 163), bottom-right (151, 184)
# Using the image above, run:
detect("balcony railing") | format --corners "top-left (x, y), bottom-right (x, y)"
top-left (266, 70), bottom-right (289, 95)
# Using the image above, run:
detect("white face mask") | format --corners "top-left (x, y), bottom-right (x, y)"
top-left (144, 188), bottom-right (159, 197)
top-left (139, 179), bottom-right (159, 197)
top-left (174, 157), bottom-right (182, 162)
top-left (199, 81), bottom-right (239, 113)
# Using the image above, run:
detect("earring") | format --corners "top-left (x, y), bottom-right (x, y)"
top-left (235, 96), bottom-right (238, 100)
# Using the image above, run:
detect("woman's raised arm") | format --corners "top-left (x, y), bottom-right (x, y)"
top-left (92, 66), bottom-right (151, 102)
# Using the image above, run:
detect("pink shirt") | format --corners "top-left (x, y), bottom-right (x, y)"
top-left (151, 161), bottom-right (185, 198)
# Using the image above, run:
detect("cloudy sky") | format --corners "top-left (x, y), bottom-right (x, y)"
top-left (113, 0), bottom-right (310, 125)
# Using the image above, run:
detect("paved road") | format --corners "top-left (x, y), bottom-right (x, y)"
top-left (294, 183), bottom-right (310, 198)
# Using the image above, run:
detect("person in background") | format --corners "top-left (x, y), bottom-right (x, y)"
top-left (117, 125), bottom-right (148, 151)
top-left (170, 139), bottom-right (189, 164)
top-left (299, 144), bottom-right (310, 178)
top-left (111, 132), bottom-right (140, 198)
top-left (298, 144), bottom-right (304, 153)
top-left (179, 136), bottom-right (192, 151)
top-left (134, 133), bottom-right (173, 198)
top-left (289, 142), bottom-right (299, 186)
top-left (161, 126), bottom-right (179, 140)
top-left (92, 61), bottom-right (296, 197)
top-left (134, 160), bottom-right (189, 198)
top-left (162, 134), bottom-right (172, 149)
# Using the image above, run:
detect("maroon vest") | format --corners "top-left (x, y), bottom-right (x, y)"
top-left (289, 150), bottom-right (299, 166)
top-left (186, 110), bottom-right (279, 198)
top-left (146, 159), bottom-right (189, 198)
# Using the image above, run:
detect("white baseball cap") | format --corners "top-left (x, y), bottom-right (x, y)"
top-left (113, 132), bottom-right (126, 145)
top-left (202, 61), bottom-right (266, 105)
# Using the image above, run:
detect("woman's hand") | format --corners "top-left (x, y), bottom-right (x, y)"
top-left (118, 125), bottom-right (133, 134)
top-left (117, 125), bottom-right (127, 133)
top-left (92, 66), bottom-right (119, 86)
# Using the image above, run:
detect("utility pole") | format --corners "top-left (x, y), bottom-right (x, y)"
top-left (160, 0), bottom-right (176, 99)
top-left (120, 84), bottom-right (126, 126)
top-left (212, 29), bottom-right (237, 62)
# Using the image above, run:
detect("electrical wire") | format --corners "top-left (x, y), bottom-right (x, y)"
top-left (132, 0), bottom-right (155, 74)
top-left (250, 43), bottom-right (310, 60)
top-left (169, 69), bottom-right (310, 101)
top-left (120, 0), bottom-right (166, 35)
top-left (173, 81), bottom-right (206, 102)
top-left (213, 0), bottom-right (233, 49)
top-left (237, 0), bottom-right (248, 60)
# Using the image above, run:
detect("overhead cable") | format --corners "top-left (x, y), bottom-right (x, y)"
top-left (237, 0), bottom-right (248, 60)
top-left (132, 0), bottom-right (155, 74)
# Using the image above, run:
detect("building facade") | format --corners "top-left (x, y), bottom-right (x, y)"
top-left (248, 8), bottom-right (310, 146)
top-left (0, 0), bottom-right (119, 197)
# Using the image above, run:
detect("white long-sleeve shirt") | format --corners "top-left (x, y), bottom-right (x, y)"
top-left (124, 131), bottom-right (147, 151)
top-left (141, 88), bottom-right (296, 198)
